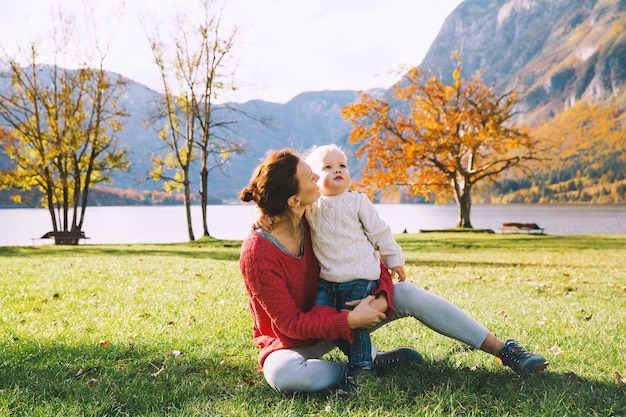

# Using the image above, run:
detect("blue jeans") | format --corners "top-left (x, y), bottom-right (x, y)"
top-left (315, 278), bottom-right (379, 369)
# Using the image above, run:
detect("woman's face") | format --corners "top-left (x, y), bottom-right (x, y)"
top-left (294, 159), bottom-right (320, 207)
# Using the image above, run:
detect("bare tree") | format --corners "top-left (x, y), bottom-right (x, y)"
top-left (148, 3), bottom-right (244, 240)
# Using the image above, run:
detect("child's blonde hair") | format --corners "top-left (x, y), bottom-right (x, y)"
top-left (304, 144), bottom-right (346, 168)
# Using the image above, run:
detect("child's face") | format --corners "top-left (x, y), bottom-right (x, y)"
top-left (312, 148), bottom-right (350, 196)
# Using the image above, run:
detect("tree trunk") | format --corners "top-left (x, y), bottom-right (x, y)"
top-left (454, 181), bottom-right (473, 229)
top-left (200, 164), bottom-right (210, 237)
top-left (183, 171), bottom-right (195, 241)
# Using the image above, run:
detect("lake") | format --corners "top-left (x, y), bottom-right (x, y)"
top-left (1, 204), bottom-right (625, 247)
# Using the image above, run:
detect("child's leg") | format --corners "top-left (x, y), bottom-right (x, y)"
top-left (316, 279), bottom-right (351, 356)
top-left (349, 329), bottom-right (374, 370)
top-left (337, 279), bottom-right (379, 370)
top-left (315, 278), bottom-right (336, 308)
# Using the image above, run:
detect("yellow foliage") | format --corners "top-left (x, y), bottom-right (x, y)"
top-left (0, 50), bottom-right (128, 224)
top-left (531, 102), bottom-right (626, 171)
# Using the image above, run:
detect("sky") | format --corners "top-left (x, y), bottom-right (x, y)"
top-left (0, 0), bottom-right (463, 104)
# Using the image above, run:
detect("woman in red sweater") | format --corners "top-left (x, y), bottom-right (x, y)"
top-left (239, 149), bottom-right (548, 394)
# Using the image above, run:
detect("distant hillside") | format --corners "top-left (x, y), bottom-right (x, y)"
top-left (422, 0), bottom-right (626, 122)
top-left (1, 0), bottom-right (625, 206)
top-left (420, 0), bottom-right (626, 203)
top-left (486, 102), bottom-right (626, 203)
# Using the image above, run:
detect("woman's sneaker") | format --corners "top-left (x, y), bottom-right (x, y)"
top-left (336, 373), bottom-right (358, 396)
top-left (498, 339), bottom-right (549, 375)
top-left (373, 347), bottom-right (423, 373)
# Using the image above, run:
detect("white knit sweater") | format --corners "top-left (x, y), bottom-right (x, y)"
top-left (305, 190), bottom-right (404, 283)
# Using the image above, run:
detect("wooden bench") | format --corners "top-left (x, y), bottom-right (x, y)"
top-left (39, 230), bottom-right (90, 245)
top-left (501, 222), bottom-right (545, 234)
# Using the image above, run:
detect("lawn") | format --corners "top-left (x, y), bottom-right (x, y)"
top-left (0, 233), bottom-right (625, 416)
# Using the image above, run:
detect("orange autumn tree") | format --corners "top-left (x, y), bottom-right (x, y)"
top-left (341, 53), bottom-right (541, 228)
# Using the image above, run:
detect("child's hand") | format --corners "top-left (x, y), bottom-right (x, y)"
top-left (253, 208), bottom-right (274, 232)
top-left (391, 266), bottom-right (406, 282)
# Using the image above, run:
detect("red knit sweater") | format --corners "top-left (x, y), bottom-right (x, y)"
top-left (239, 219), bottom-right (395, 366)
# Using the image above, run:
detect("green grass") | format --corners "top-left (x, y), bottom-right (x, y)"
top-left (0, 234), bottom-right (625, 416)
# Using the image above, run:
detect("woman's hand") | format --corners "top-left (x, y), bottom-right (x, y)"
top-left (346, 293), bottom-right (388, 314)
top-left (370, 293), bottom-right (388, 313)
top-left (345, 295), bottom-right (386, 330)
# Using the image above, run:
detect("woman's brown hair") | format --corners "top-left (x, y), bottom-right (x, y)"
top-left (240, 149), bottom-right (300, 217)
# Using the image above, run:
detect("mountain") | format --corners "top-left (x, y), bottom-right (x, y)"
top-left (210, 0), bottom-right (626, 203)
top-left (211, 91), bottom-right (365, 201)
top-left (419, 0), bottom-right (626, 203)
top-left (2, 0), bottom-right (625, 205)
top-left (421, 0), bottom-right (626, 125)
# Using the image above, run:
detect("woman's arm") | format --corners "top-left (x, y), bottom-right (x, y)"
top-left (241, 233), bottom-right (381, 343)
top-left (245, 263), bottom-right (386, 337)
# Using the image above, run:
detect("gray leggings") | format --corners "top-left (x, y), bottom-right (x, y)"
top-left (263, 282), bottom-right (490, 393)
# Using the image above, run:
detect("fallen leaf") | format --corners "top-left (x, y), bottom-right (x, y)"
top-left (548, 345), bottom-right (563, 355)
top-left (564, 371), bottom-right (583, 383)
top-left (152, 366), bottom-right (165, 377)
top-left (98, 340), bottom-right (110, 348)
top-left (168, 350), bottom-right (182, 357)
top-left (615, 371), bottom-right (626, 385)
top-left (87, 378), bottom-right (99, 386)
top-left (241, 376), bottom-right (257, 386)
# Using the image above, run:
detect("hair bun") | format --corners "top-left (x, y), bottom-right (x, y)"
top-left (240, 188), bottom-right (255, 203)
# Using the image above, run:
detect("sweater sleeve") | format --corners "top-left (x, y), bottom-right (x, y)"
top-left (357, 193), bottom-right (405, 269)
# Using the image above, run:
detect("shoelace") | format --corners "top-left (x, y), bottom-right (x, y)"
top-left (376, 357), bottom-right (400, 365)
top-left (502, 342), bottom-right (531, 362)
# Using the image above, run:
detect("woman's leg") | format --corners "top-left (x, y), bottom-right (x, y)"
top-left (381, 281), bottom-right (490, 350)
top-left (263, 341), bottom-right (347, 393)
top-left (380, 282), bottom-right (549, 374)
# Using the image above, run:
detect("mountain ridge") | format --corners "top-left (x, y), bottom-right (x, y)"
top-left (2, 0), bottom-right (625, 205)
